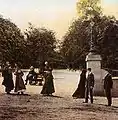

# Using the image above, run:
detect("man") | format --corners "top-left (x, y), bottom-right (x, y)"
top-left (84, 68), bottom-right (94, 103)
top-left (104, 69), bottom-right (113, 106)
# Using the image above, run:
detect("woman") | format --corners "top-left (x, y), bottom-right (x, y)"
top-left (41, 62), bottom-right (55, 96)
top-left (2, 62), bottom-right (14, 94)
top-left (72, 69), bottom-right (86, 98)
top-left (14, 65), bottom-right (26, 94)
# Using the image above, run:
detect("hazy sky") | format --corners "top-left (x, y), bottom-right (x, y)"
top-left (0, 0), bottom-right (118, 39)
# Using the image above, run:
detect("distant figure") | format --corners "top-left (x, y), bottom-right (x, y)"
top-left (25, 66), bottom-right (37, 85)
top-left (2, 62), bottom-right (14, 94)
top-left (104, 69), bottom-right (113, 106)
top-left (72, 69), bottom-right (86, 98)
top-left (84, 68), bottom-right (94, 103)
top-left (41, 62), bottom-right (55, 96)
top-left (14, 64), bottom-right (26, 94)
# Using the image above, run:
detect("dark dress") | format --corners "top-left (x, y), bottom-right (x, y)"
top-left (72, 71), bottom-right (86, 98)
top-left (41, 66), bottom-right (55, 95)
top-left (2, 67), bottom-right (14, 93)
top-left (14, 70), bottom-right (26, 92)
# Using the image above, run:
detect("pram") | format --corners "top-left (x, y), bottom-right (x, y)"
top-left (25, 68), bottom-right (44, 86)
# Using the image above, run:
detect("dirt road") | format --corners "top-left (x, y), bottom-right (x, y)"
top-left (0, 93), bottom-right (117, 120)
top-left (0, 70), bottom-right (117, 120)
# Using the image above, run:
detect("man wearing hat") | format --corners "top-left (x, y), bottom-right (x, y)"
top-left (84, 68), bottom-right (95, 103)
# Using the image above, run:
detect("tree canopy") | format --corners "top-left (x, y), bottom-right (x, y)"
top-left (0, 17), bottom-right (58, 68)
top-left (0, 16), bottom-right (25, 66)
top-left (0, 0), bottom-right (118, 70)
top-left (24, 23), bottom-right (57, 67)
top-left (60, 0), bottom-right (118, 70)
top-left (76, 0), bottom-right (102, 19)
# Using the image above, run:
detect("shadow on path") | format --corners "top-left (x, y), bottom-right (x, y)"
top-left (41, 94), bottom-right (63, 98)
top-left (0, 93), bottom-right (31, 96)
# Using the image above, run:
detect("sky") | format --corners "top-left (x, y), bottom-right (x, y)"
top-left (0, 0), bottom-right (118, 39)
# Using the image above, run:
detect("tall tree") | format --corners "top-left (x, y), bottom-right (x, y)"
top-left (60, 0), bottom-right (118, 69)
top-left (24, 23), bottom-right (57, 67)
top-left (0, 16), bottom-right (25, 66)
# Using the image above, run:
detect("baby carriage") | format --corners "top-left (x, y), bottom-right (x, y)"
top-left (25, 73), bottom-right (37, 85)
top-left (25, 67), bottom-right (44, 85)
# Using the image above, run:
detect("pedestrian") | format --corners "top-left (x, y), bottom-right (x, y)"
top-left (41, 62), bottom-right (55, 96)
top-left (84, 68), bottom-right (94, 103)
top-left (104, 69), bottom-right (113, 106)
top-left (72, 69), bottom-right (86, 98)
top-left (14, 64), bottom-right (26, 94)
top-left (2, 62), bottom-right (14, 94)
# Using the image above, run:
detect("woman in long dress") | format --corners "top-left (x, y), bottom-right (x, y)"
top-left (14, 65), bottom-right (26, 94)
top-left (72, 69), bottom-right (86, 98)
top-left (41, 62), bottom-right (55, 96)
top-left (2, 62), bottom-right (14, 94)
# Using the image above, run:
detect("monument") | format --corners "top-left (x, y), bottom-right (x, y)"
top-left (86, 52), bottom-right (107, 96)
top-left (86, 21), bottom-right (107, 96)
top-left (86, 20), bottom-right (118, 97)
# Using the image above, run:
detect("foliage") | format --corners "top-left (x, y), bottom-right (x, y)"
top-left (0, 16), bottom-right (25, 66)
top-left (102, 20), bottom-right (118, 69)
top-left (24, 23), bottom-right (57, 67)
top-left (76, 0), bottom-right (102, 19)
top-left (60, 19), bottom-right (90, 69)
top-left (60, 0), bottom-right (118, 69)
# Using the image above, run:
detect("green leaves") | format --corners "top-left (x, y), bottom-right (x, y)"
top-left (60, 0), bottom-right (118, 70)
top-left (0, 17), bottom-right (25, 65)
top-left (24, 23), bottom-right (57, 67)
top-left (77, 0), bottom-right (102, 19)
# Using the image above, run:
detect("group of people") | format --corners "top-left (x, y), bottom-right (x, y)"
top-left (2, 62), bottom-right (26, 94)
top-left (1, 61), bottom-right (55, 96)
top-left (1, 61), bottom-right (113, 106)
top-left (72, 68), bottom-right (113, 106)
top-left (72, 68), bottom-right (94, 104)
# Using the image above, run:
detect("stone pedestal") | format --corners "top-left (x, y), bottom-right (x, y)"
top-left (86, 52), bottom-right (107, 96)
top-left (86, 52), bottom-right (101, 70)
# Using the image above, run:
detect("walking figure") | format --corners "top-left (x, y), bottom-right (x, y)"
top-left (104, 69), bottom-right (113, 106)
top-left (14, 64), bottom-right (26, 94)
top-left (41, 62), bottom-right (55, 96)
top-left (84, 68), bottom-right (94, 103)
top-left (2, 62), bottom-right (14, 94)
top-left (72, 69), bottom-right (86, 98)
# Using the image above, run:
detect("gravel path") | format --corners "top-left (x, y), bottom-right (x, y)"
top-left (0, 70), bottom-right (117, 120)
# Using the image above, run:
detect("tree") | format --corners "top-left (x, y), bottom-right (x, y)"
top-left (0, 16), bottom-right (25, 66)
top-left (60, 19), bottom-right (90, 69)
top-left (102, 20), bottom-right (118, 69)
top-left (76, 0), bottom-right (102, 19)
top-left (60, 0), bottom-right (118, 69)
top-left (24, 23), bottom-right (57, 67)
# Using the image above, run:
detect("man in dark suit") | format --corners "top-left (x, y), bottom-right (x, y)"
top-left (104, 69), bottom-right (113, 106)
top-left (84, 68), bottom-right (94, 103)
